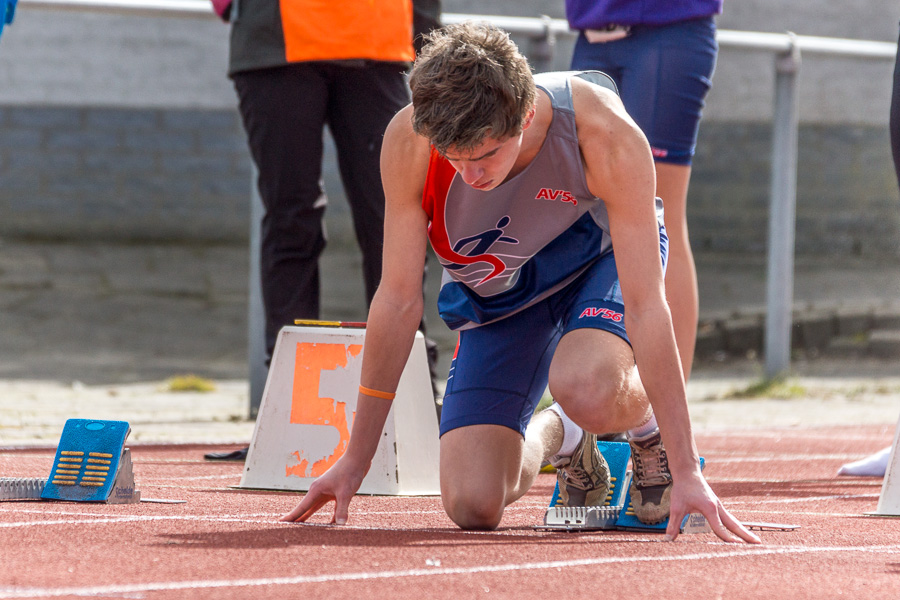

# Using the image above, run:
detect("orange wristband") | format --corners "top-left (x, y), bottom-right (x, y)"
top-left (358, 385), bottom-right (396, 400)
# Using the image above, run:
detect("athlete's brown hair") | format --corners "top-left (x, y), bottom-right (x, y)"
top-left (409, 21), bottom-right (536, 154)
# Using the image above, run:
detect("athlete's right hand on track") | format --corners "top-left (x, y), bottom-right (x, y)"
top-left (280, 456), bottom-right (368, 525)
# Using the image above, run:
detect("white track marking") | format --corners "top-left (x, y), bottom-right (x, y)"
top-left (729, 493), bottom-right (880, 505)
top-left (0, 545), bottom-right (898, 599)
top-left (698, 430), bottom-right (893, 440)
top-left (707, 476), bottom-right (884, 484)
top-left (702, 453), bottom-right (886, 462)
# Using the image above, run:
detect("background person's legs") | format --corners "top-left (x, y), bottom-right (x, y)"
top-left (328, 62), bottom-right (443, 395)
top-left (206, 65), bottom-right (329, 462)
top-left (656, 162), bottom-right (699, 380)
top-left (571, 19), bottom-right (717, 379)
top-left (327, 63), bottom-right (410, 305)
top-left (235, 64), bottom-right (331, 360)
top-left (838, 27), bottom-right (900, 478)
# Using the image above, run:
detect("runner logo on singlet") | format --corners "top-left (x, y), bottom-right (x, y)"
top-left (535, 187), bottom-right (577, 206)
top-left (578, 307), bottom-right (623, 322)
top-left (444, 216), bottom-right (519, 272)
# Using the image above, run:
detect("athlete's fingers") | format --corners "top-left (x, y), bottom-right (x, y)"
top-left (663, 508), bottom-right (684, 542)
top-left (281, 490), bottom-right (333, 523)
top-left (720, 507), bottom-right (761, 544)
top-left (703, 510), bottom-right (743, 544)
top-left (332, 491), bottom-right (352, 526)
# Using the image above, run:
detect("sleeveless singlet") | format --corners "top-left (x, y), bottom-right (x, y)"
top-left (421, 71), bottom-right (664, 331)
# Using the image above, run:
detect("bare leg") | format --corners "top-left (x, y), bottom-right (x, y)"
top-left (439, 413), bottom-right (563, 530)
top-left (656, 162), bottom-right (698, 381)
top-left (439, 330), bottom-right (652, 530)
top-left (548, 328), bottom-right (651, 434)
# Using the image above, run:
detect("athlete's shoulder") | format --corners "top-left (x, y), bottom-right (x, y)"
top-left (570, 77), bottom-right (653, 197)
top-left (384, 104), bottom-right (427, 153)
top-left (383, 105), bottom-right (432, 177)
top-left (382, 104), bottom-right (433, 208)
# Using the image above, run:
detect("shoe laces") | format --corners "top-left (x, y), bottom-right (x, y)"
top-left (631, 439), bottom-right (672, 487)
top-left (565, 461), bottom-right (597, 489)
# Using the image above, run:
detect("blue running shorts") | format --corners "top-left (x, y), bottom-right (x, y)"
top-left (440, 229), bottom-right (667, 438)
top-left (571, 17), bottom-right (718, 165)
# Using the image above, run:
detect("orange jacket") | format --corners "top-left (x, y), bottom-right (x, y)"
top-left (280, 0), bottom-right (414, 63)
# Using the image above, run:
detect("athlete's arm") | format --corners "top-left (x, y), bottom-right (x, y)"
top-left (281, 105), bottom-right (433, 526)
top-left (573, 78), bottom-right (759, 544)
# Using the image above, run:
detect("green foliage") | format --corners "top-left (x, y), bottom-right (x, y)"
top-left (164, 375), bottom-right (216, 393)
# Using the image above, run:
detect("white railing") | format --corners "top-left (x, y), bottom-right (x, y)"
top-left (14, 0), bottom-right (900, 393)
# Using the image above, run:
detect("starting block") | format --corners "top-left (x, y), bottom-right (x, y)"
top-left (239, 323), bottom-right (440, 496)
top-left (615, 456), bottom-right (706, 533)
top-left (40, 419), bottom-right (140, 504)
top-left (541, 440), bottom-right (710, 534)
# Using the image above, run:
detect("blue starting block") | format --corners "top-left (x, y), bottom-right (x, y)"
top-left (547, 440), bottom-right (632, 510)
top-left (541, 440), bottom-right (709, 534)
top-left (40, 419), bottom-right (141, 504)
top-left (615, 456), bottom-right (707, 533)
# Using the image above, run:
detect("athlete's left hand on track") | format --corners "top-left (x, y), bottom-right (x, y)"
top-left (280, 457), bottom-right (366, 526)
top-left (665, 473), bottom-right (761, 544)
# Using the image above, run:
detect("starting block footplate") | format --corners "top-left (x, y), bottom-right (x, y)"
top-left (40, 419), bottom-right (140, 504)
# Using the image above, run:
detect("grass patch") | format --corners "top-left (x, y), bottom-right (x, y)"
top-left (164, 374), bottom-right (216, 393)
top-left (726, 377), bottom-right (806, 399)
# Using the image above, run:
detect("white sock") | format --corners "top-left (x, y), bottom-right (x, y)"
top-left (627, 413), bottom-right (658, 440)
top-left (546, 402), bottom-right (583, 458)
top-left (837, 446), bottom-right (891, 477)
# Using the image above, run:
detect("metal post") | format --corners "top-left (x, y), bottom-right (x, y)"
top-left (248, 164), bottom-right (266, 418)
top-left (529, 15), bottom-right (555, 73)
top-left (764, 34), bottom-right (801, 379)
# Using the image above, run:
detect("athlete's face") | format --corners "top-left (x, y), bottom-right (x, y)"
top-left (442, 134), bottom-right (522, 191)
top-left (441, 109), bottom-right (535, 192)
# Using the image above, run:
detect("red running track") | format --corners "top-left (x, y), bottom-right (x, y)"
top-left (1, 423), bottom-right (898, 600)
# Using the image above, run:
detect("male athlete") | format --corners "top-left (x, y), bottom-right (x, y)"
top-left (283, 21), bottom-right (759, 543)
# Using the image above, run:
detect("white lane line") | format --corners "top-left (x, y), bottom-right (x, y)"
top-left (0, 545), bottom-right (898, 599)
top-left (138, 474), bottom-right (241, 481)
top-left (0, 512), bottom-right (531, 536)
top-left (702, 453), bottom-right (883, 462)
top-left (698, 431), bottom-right (893, 440)
top-left (0, 514), bottom-right (282, 528)
top-left (707, 476), bottom-right (883, 484)
top-left (728, 493), bottom-right (880, 505)
top-left (0, 507), bottom-right (649, 539)
top-left (731, 508), bottom-right (874, 518)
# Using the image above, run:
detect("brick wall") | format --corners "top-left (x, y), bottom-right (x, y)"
top-left (0, 105), bottom-right (251, 243)
top-left (690, 123), bottom-right (900, 258)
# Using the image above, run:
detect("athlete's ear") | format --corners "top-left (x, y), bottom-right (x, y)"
top-left (522, 106), bottom-right (536, 130)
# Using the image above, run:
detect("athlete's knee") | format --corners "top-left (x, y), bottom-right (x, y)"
top-left (442, 488), bottom-right (505, 530)
top-left (549, 363), bottom-right (631, 431)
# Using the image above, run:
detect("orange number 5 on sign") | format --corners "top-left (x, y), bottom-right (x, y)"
top-left (286, 342), bottom-right (363, 478)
